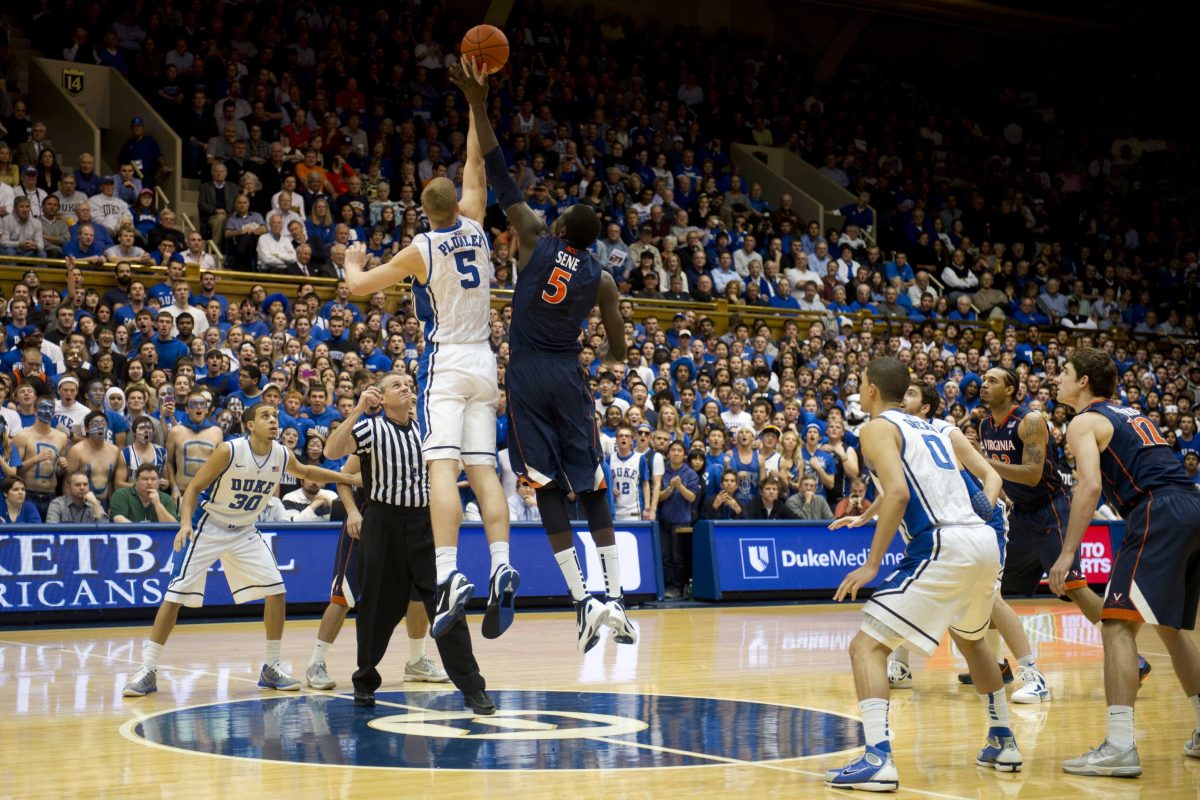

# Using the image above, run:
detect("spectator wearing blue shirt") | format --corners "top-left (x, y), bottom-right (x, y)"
top-left (800, 423), bottom-right (837, 498)
top-left (1, 476), bottom-right (42, 524)
top-left (885, 251), bottom-right (916, 287)
top-left (848, 284), bottom-right (880, 316)
top-left (1012, 297), bottom-right (1050, 327)
top-left (225, 365), bottom-right (265, 409)
top-left (62, 223), bottom-right (109, 264)
top-left (658, 441), bottom-right (700, 599)
top-left (947, 295), bottom-right (978, 322)
top-left (302, 385), bottom-right (342, 440)
top-left (151, 311), bottom-right (188, 372)
top-left (837, 192), bottom-right (875, 231)
top-left (358, 334), bottom-right (394, 373)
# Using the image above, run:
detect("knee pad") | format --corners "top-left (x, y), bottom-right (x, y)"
top-left (535, 485), bottom-right (572, 533)
top-left (579, 489), bottom-right (613, 531)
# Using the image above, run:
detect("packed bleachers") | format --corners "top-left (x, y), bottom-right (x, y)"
top-left (1, 3), bottom-right (1198, 596)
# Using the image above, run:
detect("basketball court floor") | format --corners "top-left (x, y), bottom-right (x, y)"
top-left (2, 600), bottom-right (1197, 798)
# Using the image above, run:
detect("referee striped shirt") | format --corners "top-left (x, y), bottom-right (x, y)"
top-left (351, 413), bottom-right (429, 507)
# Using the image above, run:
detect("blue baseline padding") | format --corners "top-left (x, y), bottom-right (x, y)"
top-left (0, 522), bottom-right (660, 615)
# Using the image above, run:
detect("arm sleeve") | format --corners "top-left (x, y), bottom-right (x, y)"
top-left (351, 417), bottom-right (374, 455)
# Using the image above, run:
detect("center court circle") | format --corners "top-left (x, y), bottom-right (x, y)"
top-left (126, 690), bottom-right (864, 770)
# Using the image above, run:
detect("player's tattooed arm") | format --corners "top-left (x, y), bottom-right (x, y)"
top-left (987, 413), bottom-right (1047, 487)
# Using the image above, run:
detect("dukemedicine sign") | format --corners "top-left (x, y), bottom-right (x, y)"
top-left (692, 520), bottom-right (1123, 601)
top-left (0, 522), bottom-right (661, 616)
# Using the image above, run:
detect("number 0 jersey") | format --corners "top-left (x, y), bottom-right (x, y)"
top-left (413, 216), bottom-right (492, 347)
top-left (510, 234), bottom-right (602, 357)
top-left (195, 438), bottom-right (291, 527)
top-left (867, 409), bottom-right (985, 555)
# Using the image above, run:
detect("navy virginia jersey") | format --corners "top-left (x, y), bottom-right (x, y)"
top-left (979, 405), bottom-right (1067, 506)
top-left (510, 235), bottom-right (602, 356)
top-left (1080, 401), bottom-right (1196, 516)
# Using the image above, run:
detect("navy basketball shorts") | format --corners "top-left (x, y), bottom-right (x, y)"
top-left (1103, 489), bottom-right (1200, 630)
top-left (506, 356), bottom-right (604, 494)
top-left (1004, 494), bottom-right (1086, 595)
top-left (328, 520), bottom-right (360, 607)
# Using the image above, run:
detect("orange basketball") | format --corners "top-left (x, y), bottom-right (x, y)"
top-left (461, 24), bottom-right (509, 74)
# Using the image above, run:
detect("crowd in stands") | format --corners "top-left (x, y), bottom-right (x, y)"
top-left (2, 3), bottom-right (1199, 594)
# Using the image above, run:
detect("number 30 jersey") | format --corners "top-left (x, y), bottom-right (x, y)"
top-left (195, 438), bottom-right (291, 528)
top-left (510, 234), bottom-right (602, 357)
top-left (867, 409), bottom-right (984, 554)
top-left (413, 216), bottom-right (493, 347)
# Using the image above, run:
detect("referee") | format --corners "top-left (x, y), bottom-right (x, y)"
top-left (324, 371), bottom-right (494, 714)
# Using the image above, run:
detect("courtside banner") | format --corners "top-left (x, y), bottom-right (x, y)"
top-left (692, 521), bottom-right (909, 601)
top-left (693, 521), bottom-right (1125, 600)
top-left (0, 522), bottom-right (660, 616)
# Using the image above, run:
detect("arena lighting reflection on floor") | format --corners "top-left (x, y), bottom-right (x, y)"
top-left (126, 690), bottom-right (863, 770)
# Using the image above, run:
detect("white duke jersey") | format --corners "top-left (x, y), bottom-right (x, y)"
top-left (609, 450), bottom-right (646, 518)
top-left (194, 438), bottom-right (291, 528)
top-left (867, 409), bottom-right (983, 557)
top-left (413, 216), bottom-right (492, 346)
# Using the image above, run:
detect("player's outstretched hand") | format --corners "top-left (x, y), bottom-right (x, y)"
top-left (828, 511), bottom-right (873, 530)
top-left (834, 564), bottom-right (877, 602)
top-left (344, 242), bottom-right (368, 271)
top-left (449, 56), bottom-right (488, 104)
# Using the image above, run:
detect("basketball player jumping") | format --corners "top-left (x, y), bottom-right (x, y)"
top-left (342, 58), bottom-right (519, 642)
top-left (454, 57), bottom-right (636, 652)
top-left (978, 367), bottom-right (1149, 685)
top-left (123, 403), bottom-right (360, 697)
top-left (1051, 348), bottom-right (1200, 777)
top-left (826, 358), bottom-right (1020, 791)
top-left (888, 382), bottom-right (1051, 705)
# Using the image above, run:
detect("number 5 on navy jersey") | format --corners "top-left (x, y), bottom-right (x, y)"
top-left (542, 266), bottom-right (573, 304)
top-left (455, 251), bottom-right (480, 289)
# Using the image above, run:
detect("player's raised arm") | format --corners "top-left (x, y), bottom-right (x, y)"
top-left (285, 450), bottom-right (362, 487)
top-left (451, 56), bottom-right (545, 270)
top-left (596, 271), bottom-right (627, 364)
top-left (455, 60), bottom-right (487, 225)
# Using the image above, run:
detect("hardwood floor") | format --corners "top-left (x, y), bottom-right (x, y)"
top-left (1, 600), bottom-right (1197, 799)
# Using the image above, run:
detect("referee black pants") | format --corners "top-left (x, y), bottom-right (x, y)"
top-left (353, 501), bottom-right (486, 696)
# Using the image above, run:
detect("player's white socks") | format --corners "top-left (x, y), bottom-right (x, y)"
top-left (142, 641), bottom-right (163, 671)
top-left (408, 636), bottom-right (426, 663)
top-left (310, 640), bottom-right (330, 667)
top-left (489, 541), bottom-right (510, 578)
top-left (1107, 705), bottom-right (1135, 749)
top-left (597, 544), bottom-right (621, 598)
top-left (266, 639), bottom-right (281, 666)
top-left (555, 547), bottom-right (588, 602)
top-left (892, 645), bottom-right (909, 666)
top-left (435, 547), bottom-right (457, 585)
top-left (981, 690), bottom-right (1010, 729)
top-left (1192, 695), bottom-right (1200, 728)
top-left (985, 629), bottom-right (1003, 663)
top-left (1017, 654), bottom-right (1037, 670)
top-left (859, 698), bottom-right (890, 748)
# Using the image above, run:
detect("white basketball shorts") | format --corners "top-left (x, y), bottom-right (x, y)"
top-left (862, 524), bottom-right (1000, 656)
top-left (164, 514), bottom-right (285, 608)
top-left (416, 342), bottom-right (499, 466)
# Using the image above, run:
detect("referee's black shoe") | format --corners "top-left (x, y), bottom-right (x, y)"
top-left (432, 571), bottom-right (475, 639)
top-left (464, 688), bottom-right (496, 716)
top-left (353, 690), bottom-right (376, 707)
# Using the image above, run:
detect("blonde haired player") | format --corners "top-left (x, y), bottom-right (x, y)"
top-left (341, 57), bottom-right (518, 641)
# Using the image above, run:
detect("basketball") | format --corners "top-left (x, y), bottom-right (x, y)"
top-left (461, 24), bottom-right (509, 74)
